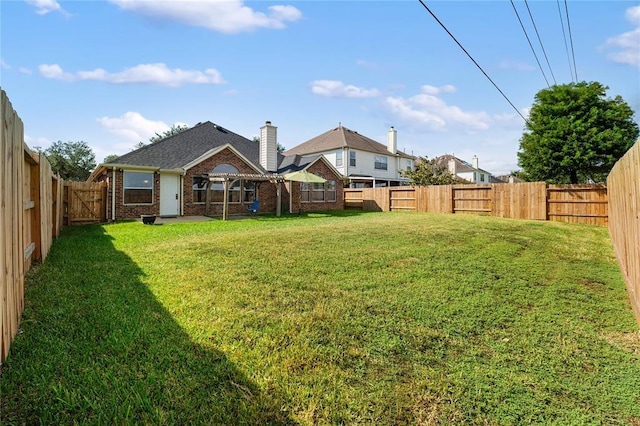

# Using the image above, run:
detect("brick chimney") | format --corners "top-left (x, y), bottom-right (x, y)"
top-left (260, 121), bottom-right (277, 172)
top-left (387, 126), bottom-right (397, 154)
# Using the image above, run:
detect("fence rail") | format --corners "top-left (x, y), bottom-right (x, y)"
top-left (1, 90), bottom-right (68, 362)
top-left (607, 140), bottom-right (640, 326)
top-left (1, 90), bottom-right (105, 363)
top-left (345, 182), bottom-right (608, 225)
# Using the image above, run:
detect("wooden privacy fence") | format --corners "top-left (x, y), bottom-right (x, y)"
top-left (64, 181), bottom-right (107, 225)
top-left (607, 139), bottom-right (640, 326)
top-left (344, 182), bottom-right (609, 226)
top-left (1, 90), bottom-right (65, 363)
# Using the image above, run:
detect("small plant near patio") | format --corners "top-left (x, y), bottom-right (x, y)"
top-left (1, 212), bottom-right (639, 424)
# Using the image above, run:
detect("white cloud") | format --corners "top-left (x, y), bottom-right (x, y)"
top-left (25, 0), bottom-right (66, 15)
top-left (0, 59), bottom-right (10, 69)
top-left (603, 6), bottom-right (640, 68)
top-left (384, 85), bottom-right (491, 131)
top-left (310, 80), bottom-right (382, 98)
top-left (97, 112), bottom-right (173, 142)
top-left (24, 134), bottom-right (53, 149)
top-left (420, 84), bottom-right (456, 95)
top-left (39, 63), bottom-right (225, 86)
top-left (38, 64), bottom-right (74, 81)
top-left (108, 0), bottom-right (302, 34)
top-left (19, 67), bottom-right (33, 74)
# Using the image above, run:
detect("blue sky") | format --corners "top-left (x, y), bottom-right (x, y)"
top-left (2, 0), bottom-right (638, 175)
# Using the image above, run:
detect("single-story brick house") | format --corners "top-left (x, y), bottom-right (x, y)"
top-left (89, 121), bottom-right (344, 220)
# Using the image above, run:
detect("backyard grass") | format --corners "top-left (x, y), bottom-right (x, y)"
top-left (1, 211), bottom-right (639, 425)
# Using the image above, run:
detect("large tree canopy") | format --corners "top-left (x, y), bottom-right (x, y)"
top-left (400, 156), bottom-right (456, 186)
top-left (44, 141), bottom-right (96, 181)
top-left (517, 81), bottom-right (638, 184)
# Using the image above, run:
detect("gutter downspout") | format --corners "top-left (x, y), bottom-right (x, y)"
top-left (111, 167), bottom-right (116, 222)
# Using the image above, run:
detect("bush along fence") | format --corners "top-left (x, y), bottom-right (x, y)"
top-left (1, 90), bottom-right (107, 363)
top-left (607, 139), bottom-right (640, 326)
top-left (344, 182), bottom-right (609, 226)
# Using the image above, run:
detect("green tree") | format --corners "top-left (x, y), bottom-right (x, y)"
top-left (400, 156), bottom-right (456, 185)
top-left (44, 141), bottom-right (96, 181)
top-left (518, 81), bottom-right (638, 184)
top-left (103, 154), bottom-right (120, 163)
top-left (149, 124), bottom-right (189, 144)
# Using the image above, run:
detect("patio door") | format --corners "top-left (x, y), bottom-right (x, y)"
top-left (160, 174), bottom-right (180, 217)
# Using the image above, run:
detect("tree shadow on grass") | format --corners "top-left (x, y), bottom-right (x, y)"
top-left (0, 225), bottom-right (295, 425)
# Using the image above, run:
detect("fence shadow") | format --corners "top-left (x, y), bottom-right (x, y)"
top-left (0, 225), bottom-right (295, 424)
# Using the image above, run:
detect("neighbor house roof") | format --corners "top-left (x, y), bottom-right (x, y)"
top-left (284, 125), bottom-right (415, 158)
top-left (104, 121), bottom-right (282, 172)
top-left (435, 154), bottom-right (493, 175)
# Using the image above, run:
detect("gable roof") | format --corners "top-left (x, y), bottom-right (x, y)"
top-left (284, 125), bottom-right (414, 158)
top-left (105, 121), bottom-right (270, 172)
top-left (435, 154), bottom-right (493, 175)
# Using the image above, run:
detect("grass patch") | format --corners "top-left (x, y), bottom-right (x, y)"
top-left (1, 211), bottom-right (639, 424)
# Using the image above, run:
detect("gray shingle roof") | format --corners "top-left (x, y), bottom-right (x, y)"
top-left (284, 125), bottom-right (415, 158)
top-left (277, 154), bottom-right (323, 173)
top-left (106, 121), bottom-right (271, 172)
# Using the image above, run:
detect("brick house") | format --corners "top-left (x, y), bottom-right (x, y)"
top-left (89, 121), bottom-right (344, 220)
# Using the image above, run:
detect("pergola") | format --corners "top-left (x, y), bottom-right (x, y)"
top-left (204, 172), bottom-right (283, 220)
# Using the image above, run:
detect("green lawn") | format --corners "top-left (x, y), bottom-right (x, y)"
top-left (1, 211), bottom-right (639, 425)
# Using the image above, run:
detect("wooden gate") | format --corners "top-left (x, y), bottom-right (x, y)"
top-left (64, 181), bottom-right (107, 225)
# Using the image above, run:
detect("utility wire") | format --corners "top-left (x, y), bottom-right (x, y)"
top-left (416, 0), bottom-right (528, 124)
top-left (556, 0), bottom-right (576, 82)
top-left (510, 0), bottom-right (550, 87)
top-left (524, 0), bottom-right (557, 85)
top-left (564, 0), bottom-right (578, 81)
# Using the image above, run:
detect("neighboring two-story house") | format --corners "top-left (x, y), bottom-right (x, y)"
top-left (284, 125), bottom-right (415, 188)
top-left (435, 154), bottom-right (500, 184)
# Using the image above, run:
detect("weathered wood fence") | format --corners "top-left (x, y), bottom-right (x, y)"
top-left (345, 182), bottom-right (609, 226)
top-left (607, 139), bottom-right (640, 326)
top-left (2, 90), bottom-right (62, 362)
top-left (1, 90), bottom-right (107, 363)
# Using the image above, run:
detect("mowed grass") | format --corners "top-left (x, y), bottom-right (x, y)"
top-left (1, 211), bottom-right (639, 425)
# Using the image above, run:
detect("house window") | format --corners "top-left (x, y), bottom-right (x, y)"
top-left (192, 176), bottom-right (207, 203)
top-left (228, 180), bottom-right (241, 203)
top-left (326, 180), bottom-right (336, 202)
top-left (124, 171), bottom-right (153, 204)
top-left (312, 173), bottom-right (325, 202)
top-left (336, 151), bottom-right (343, 167)
top-left (210, 164), bottom-right (240, 204)
top-left (406, 159), bottom-right (412, 171)
top-left (374, 155), bottom-right (388, 170)
top-left (300, 182), bottom-right (310, 203)
top-left (243, 181), bottom-right (256, 202)
top-left (480, 174), bottom-right (485, 182)
top-left (349, 151), bottom-right (356, 167)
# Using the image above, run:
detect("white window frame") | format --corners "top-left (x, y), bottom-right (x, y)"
top-left (123, 171), bottom-right (154, 205)
top-left (336, 151), bottom-right (343, 167)
top-left (349, 151), bottom-right (356, 167)
top-left (374, 155), bottom-right (388, 170)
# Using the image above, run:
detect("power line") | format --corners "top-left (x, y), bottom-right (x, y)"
top-left (556, 0), bottom-right (576, 82)
top-left (564, 0), bottom-right (578, 81)
top-left (524, 0), bottom-right (557, 85)
top-left (510, 0), bottom-right (550, 87)
top-left (416, 0), bottom-right (529, 124)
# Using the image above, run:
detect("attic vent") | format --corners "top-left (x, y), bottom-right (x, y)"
top-left (216, 126), bottom-right (228, 133)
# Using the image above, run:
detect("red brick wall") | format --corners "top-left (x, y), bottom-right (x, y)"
top-left (96, 151), bottom-right (344, 220)
top-left (184, 148), bottom-right (281, 216)
top-left (286, 160), bottom-right (344, 213)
